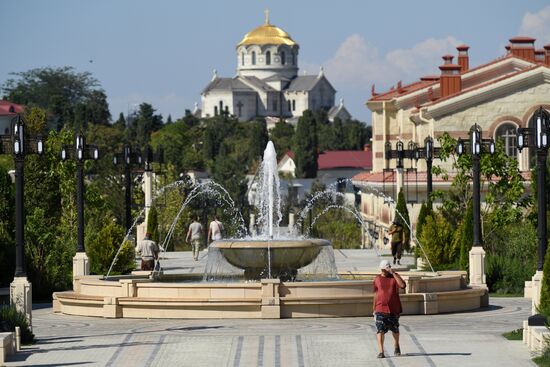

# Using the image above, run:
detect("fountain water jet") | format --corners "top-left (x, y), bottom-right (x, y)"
top-left (206, 141), bottom-right (337, 281)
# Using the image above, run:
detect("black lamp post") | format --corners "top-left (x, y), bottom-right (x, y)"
top-left (456, 124), bottom-right (495, 247)
top-left (408, 136), bottom-right (443, 198)
top-left (113, 145), bottom-right (142, 231)
top-left (517, 107), bottom-right (550, 271)
top-left (0, 115), bottom-right (44, 277)
top-left (61, 134), bottom-right (99, 253)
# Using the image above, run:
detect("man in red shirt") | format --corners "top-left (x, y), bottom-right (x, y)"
top-left (373, 259), bottom-right (406, 358)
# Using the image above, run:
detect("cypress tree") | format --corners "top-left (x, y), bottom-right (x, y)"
top-left (395, 189), bottom-right (411, 252)
top-left (146, 206), bottom-right (159, 243)
top-left (459, 201), bottom-right (474, 270)
top-left (293, 110), bottom-right (318, 178)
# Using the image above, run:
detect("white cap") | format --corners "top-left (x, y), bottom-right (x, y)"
top-left (379, 260), bottom-right (391, 269)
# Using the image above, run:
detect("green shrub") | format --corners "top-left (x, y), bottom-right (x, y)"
top-left (87, 221), bottom-right (135, 275)
top-left (418, 211), bottom-right (457, 267)
top-left (0, 305), bottom-right (34, 344)
top-left (485, 221), bottom-right (537, 295)
top-left (311, 210), bottom-right (361, 249)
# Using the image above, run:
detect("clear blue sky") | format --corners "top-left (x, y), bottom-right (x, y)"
top-left (2, 0), bottom-right (549, 123)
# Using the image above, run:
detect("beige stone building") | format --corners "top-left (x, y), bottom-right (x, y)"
top-left (353, 36), bottom-right (550, 238)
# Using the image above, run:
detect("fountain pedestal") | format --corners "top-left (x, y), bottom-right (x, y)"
top-left (211, 239), bottom-right (331, 281)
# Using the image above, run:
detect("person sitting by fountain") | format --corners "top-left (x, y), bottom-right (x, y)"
top-left (373, 259), bottom-right (406, 359)
top-left (136, 232), bottom-right (159, 271)
top-left (208, 215), bottom-right (224, 244)
top-left (388, 220), bottom-right (404, 265)
top-left (186, 216), bottom-right (203, 261)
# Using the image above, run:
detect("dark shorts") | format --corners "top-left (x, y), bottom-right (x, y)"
top-left (375, 312), bottom-right (400, 334)
top-left (141, 259), bottom-right (155, 271)
top-left (391, 242), bottom-right (402, 258)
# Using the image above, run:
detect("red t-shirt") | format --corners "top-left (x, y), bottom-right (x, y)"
top-left (373, 274), bottom-right (403, 315)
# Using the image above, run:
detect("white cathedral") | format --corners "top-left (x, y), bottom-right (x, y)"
top-left (199, 13), bottom-right (351, 123)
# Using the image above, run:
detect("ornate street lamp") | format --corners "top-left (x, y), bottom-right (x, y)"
top-left (456, 124), bottom-right (495, 288)
top-left (0, 115), bottom-right (44, 327)
top-left (517, 107), bottom-right (550, 271)
top-left (61, 134), bottom-right (99, 254)
top-left (456, 124), bottom-right (495, 247)
top-left (0, 116), bottom-right (44, 276)
top-left (113, 145), bottom-right (143, 231)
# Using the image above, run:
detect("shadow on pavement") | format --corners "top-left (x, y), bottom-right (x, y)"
top-left (404, 352), bottom-right (472, 357)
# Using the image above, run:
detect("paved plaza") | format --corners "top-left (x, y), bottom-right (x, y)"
top-left (5, 249), bottom-right (538, 366)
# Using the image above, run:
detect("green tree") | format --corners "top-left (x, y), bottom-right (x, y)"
top-left (270, 120), bottom-right (294, 159)
top-left (418, 212), bottom-right (456, 267)
top-left (2, 66), bottom-right (109, 130)
top-left (330, 117), bottom-right (345, 150)
top-left (293, 110), bottom-right (318, 178)
top-left (456, 200), bottom-right (474, 270)
top-left (87, 221), bottom-right (134, 275)
top-left (147, 206), bottom-right (160, 243)
top-left (113, 112), bottom-right (126, 131)
top-left (395, 189), bottom-right (411, 252)
top-left (415, 199), bottom-right (432, 241)
top-left (248, 118), bottom-right (269, 163)
top-left (0, 166), bottom-right (15, 286)
top-left (129, 103), bottom-right (163, 145)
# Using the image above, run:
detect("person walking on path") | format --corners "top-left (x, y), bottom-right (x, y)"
top-left (373, 259), bottom-right (406, 359)
top-left (136, 232), bottom-right (160, 271)
top-left (388, 220), bottom-right (404, 265)
top-left (208, 215), bottom-right (224, 244)
top-left (186, 216), bottom-right (203, 261)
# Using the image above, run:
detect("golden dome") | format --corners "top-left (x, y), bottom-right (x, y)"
top-left (237, 18), bottom-right (297, 47)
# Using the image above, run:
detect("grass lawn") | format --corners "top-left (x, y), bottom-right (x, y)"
top-left (502, 328), bottom-right (522, 340)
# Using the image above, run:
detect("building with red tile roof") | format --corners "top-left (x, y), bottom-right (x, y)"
top-left (0, 100), bottom-right (24, 135)
top-left (354, 35), bottom-right (548, 231)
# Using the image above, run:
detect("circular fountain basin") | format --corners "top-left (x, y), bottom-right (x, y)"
top-left (210, 239), bottom-right (331, 280)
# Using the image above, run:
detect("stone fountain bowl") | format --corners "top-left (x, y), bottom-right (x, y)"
top-left (210, 239), bottom-right (332, 280)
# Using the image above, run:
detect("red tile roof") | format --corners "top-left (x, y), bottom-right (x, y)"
top-left (0, 100), bottom-right (24, 115)
top-left (421, 64), bottom-right (541, 108)
top-left (318, 150), bottom-right (372, 170)
top-left (353, 170), bottom-right (532, 183)
top-left (368, 53), bottom-right (524, 103)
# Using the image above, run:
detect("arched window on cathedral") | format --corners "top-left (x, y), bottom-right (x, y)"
top-left (214, 106), bottom-right (218, 116)
top-left (266, 51), bottom-right (271, 65)
top-left (287, 100), bottom-right (291, 112)
top-left (292, 100), bottom-right (296, 111)
top-left (291, 52), bottom-right (295, 65)
top-left (495, 123), bottom-right (517, 158)
top-left (241, 52), bottom-right (245, 66)
top-left (219, 101), bottom-right (224, 115)
top-left (252, 52), bottom-right (256, 65)
top-left (281, 51), bottom-right (286, 65)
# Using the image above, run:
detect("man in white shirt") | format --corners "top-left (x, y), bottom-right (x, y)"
top-left (186, 216), bottom-right (203, 261)
top-left (135, 232), bottom-right (159, 271)
top-left (208, 215), bottom-right (224, 243)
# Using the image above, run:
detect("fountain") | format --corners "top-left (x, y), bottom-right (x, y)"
top-left (206, 142), bottom-right (336, 281)
top-left (52, 141), bottom-right (489, 320)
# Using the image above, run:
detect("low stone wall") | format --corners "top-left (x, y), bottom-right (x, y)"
top-left (0, 332), bottom-right (15, 364)
top-left (53, 271), bottom-right (488, 319)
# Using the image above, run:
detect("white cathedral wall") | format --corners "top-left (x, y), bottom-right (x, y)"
top-left (233, 92), bottom-right (258, 121)
top-left (201, 91), bottom-right (234, 118)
